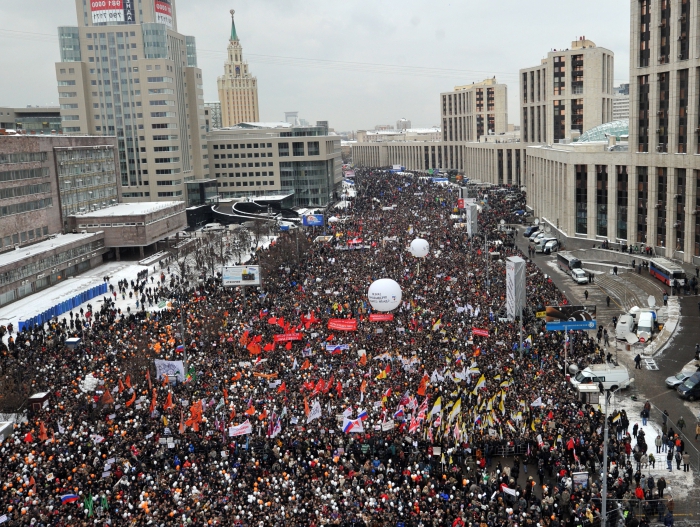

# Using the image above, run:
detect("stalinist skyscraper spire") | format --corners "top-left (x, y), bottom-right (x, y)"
top-left (217, 9), bottom-right (260, 127)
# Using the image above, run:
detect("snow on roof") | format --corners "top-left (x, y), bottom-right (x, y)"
top-left (71, 202), bottom-right (181, 218)
top-left (0, 232), bottom-right (101, 269)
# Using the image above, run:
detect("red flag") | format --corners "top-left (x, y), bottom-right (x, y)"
top-left (247, 343), bottom-right (262, 355)
top-left (301, 359), bottom-right (310, 370)
top-left (285, 342), bottom-right (292, 351)
top-left (163, 392), bottom-right (174, 410)
top-left (100, 386), bottom-right (115, 405)
top-left (223, 388), bottom-right (229, 405)
top-left (124, 375), bottom-right (132, 389)
top-left (417, 374), bottom-right (429, 396)
top-left (258, 409), bottom-right (268, 421)
top-left (304, 397), bottom-right (310, 416)
top-left (277, 317), bottom-right (285, 329)
top-left (359, 354), bottom-right (367, 367)
top-left (326, 334), bottom-right (335, 342)
top-left (179, 409), bottom-right (185, 434)
top-left (335, 381), bottom-right (342, 397)
top-left (125, 391), bottom-right (136, 407)
top-left (118, 379), bottom-right (125, 394)
top-left (162, 374), bottom-right (169, 387)
top-left (38, 422), bottom-right (48, 442)
top-left (263, 343), bottom-right (275, 352)
top-left (146, 369), bottom-right (152, 391)
top-left (23, 432), bottom-right (33, 443)
top-left (149, 389), bottom-right (157, 414)
top-left (245, 406), bottom-right (256, 416)
top-left (277, 382), bottom-right (287, 393)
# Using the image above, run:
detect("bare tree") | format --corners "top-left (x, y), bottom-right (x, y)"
top-left (230, 228), bottom-right (252, 264)
top-left (250, 219), bottom-right (271, 250)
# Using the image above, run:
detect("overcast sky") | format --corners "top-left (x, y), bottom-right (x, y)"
top-left (0, 0), bottom-right (630, 131)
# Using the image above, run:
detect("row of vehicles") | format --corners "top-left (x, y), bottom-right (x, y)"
top-left (523, 225), bottom-right (560, 253)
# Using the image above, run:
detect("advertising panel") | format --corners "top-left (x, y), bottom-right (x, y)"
top-left (457, 198), bottom-right (465, 209)
top-left (91, 0), bottom-right (130, 24)
top-left (545, 305), bottom-right (597, 330)
top-left (154, 0), bottom-right (173, 28)
top-left (302, 214), bottom-right (324, 227)
top-left (506, 256), bottom-right (526, 320)
top-left (222, 265), bottom-right (261, 287)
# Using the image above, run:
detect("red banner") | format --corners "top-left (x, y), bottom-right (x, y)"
top-left (273, 333), bottom-right (302, 343)
top-left (369, 313), bottom-right (394, 322)
top-left (457, 198), bottom-right (465, 209)
top-left (328, 319), bottom-right (358, 331)
top-left (472, 328), bottom-right (490, 337)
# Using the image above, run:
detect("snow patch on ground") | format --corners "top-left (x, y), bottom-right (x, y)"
top-left (610, 394), bottom-right (696, 501)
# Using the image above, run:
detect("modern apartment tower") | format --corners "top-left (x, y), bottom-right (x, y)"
top-left (520, 38), bottom-right (615, 143)
top-left (55, 0), bottom-right (208, 201)
top-left (440, 78), bottom-right (508, 143)
top-left (217, 10), bottom-right (260, 127)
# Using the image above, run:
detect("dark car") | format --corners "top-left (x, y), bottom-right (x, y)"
top-left (523, 226), bottom-right (539, 238)
top-left (677, 372), bottom-right (700, 401)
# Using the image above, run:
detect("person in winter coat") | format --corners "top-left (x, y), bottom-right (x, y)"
top-left (657, 477), bottom-right (667, 498)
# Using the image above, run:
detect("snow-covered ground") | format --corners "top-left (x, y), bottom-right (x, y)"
top-left (0, 232), bottom-right (279, 341)
top-left (609, 393), bottom-right (696, 501)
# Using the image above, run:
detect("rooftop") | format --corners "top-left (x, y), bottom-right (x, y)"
top-left (0, 232), bottom-right (101, 269)
top-left (70, 202), bottom-right (182, 218)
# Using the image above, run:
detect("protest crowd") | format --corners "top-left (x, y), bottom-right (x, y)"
top-left (0, 169), bottom-right (677, 527)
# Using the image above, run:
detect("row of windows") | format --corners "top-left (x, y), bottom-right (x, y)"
top-left (0, 198), bottom-right (53, 218)
top-left (0, 167), bottom-right (48, 183)
top-left (218, 180), bottom-right (273, 187)
top-left (212, 143), bottom-right (273, 150)
top-left (214, 162), bottom-right (274, 169)
top-left (213, 152), bottom-right (273, 159)
top-left (0, 183), bottom-right (52, 201)
top-left (0, 152), bottom-right (47, 165)
top-left (215, 172), bottom-right (274, 178)
top-left (1, 226), bottom-right (49, 250)
top-left (156, 179), bottom-right (182, 186)
top-left (157, 191), bottom-right (183, 197)
top-left (0, 239), bottom-right (103, 286)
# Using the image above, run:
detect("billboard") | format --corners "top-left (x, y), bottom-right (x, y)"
top-left (302, 214), bottom-right (324, 227)
top-left (506, 256), bottom-right (526, 320)
top-left (222, 265), bottom-right (261, 287)
top-left (91, 0), bottom-right (135, 24)
top-left (545, 305), bottom-right (597, 330)
top-left (154, 0), bottom-right (173, 28)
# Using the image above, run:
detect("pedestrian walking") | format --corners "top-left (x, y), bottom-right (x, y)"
top-left (663, 292), bottom-right (668, 306)
top-left (677, 416), bottom-right (686, 432)
top-left (584, 290), bottom-right (589, 300)
top-left (675, 450), bottom-right (682, 470)
top-left (634, 353), bottom-right (642, 369)
top-left (682, 452), bottom-right (690, 472)
top-left (667, 449), bottom-right (673, 471)
top-left (606, 295), bottom-right (611, 307)
top-left (695, 421), bottom-right (700, 440)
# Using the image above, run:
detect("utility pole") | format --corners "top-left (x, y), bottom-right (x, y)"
top-left (601, 387), bottom-right (609, 527)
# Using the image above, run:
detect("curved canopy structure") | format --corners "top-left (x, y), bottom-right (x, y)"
top-left (577, 119), bottom-right (629, 142)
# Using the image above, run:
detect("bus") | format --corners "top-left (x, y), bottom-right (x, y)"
top-left (649, 257), bottom-right (686, 286)
top-left (557, 252), bottom-right (582, 272)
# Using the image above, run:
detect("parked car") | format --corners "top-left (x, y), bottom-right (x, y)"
top-left (615, 314), bottom-right (636, 340)
top-left (570, 364), bottom-right (631, 391)
top-left (523, 225), bottom-right (539, 238)
top-left (571, 268), bottom-right (588, 284)
top-left (666, 372), bottom-right (692, 389)
top-left (677, 372), bottom-right (700, 400)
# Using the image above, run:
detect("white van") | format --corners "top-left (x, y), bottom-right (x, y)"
top-left (570, 364), bottom-right (631, 391)
top-left (615, 314), bottom-right (636, 340)
top-left (636, 311), bottom-right (655, 341)
top-left (535, 237), bottom-right (557, 253)
top-left (203, 223), bottom-right (225, 232)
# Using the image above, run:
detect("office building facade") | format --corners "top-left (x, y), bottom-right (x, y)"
top-left (217, 10), bottom-right (259, 127)
top-left (204, 101), bottom-right (222, 131)
top-left (0, 107), bottom-right (63, 135)
top-left (55, 0), bottom-right (208, 203)
top-left (207, 123), bottom-right (342, 207)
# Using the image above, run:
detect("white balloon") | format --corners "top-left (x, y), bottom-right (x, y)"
top-left (409, 238), bottom-right (429, 258)
top-left (367, 279), bottom-right (402, 312)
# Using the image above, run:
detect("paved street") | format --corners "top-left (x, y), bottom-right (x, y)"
top-left (514, 228), bottom-right (700, 464)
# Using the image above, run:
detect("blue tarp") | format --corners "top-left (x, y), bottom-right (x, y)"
top-left (18, 282), bottom-right (107, 331)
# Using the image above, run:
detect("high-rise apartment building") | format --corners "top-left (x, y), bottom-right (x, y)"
top-left (54, 0), bottom-right (208, 202)
top-left (217, 10), bottom-right (259, 127)
top-left (441, 78), bottom-right (508, 143)
top-left (520, 38), bottom-right (615, 143)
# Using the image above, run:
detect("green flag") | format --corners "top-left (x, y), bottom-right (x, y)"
top-left (100, 494), bottom-right (108, 510)
top-left (84, 493), bottom-right (94, 517)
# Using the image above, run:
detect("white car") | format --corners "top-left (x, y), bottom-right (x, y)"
top-left (543, 239), bottom-right (559, 253)
top-left (571, 268), bottom-right (588, 284)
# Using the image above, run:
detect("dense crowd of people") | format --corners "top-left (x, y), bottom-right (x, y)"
top-left (0, 170), bottom-right (680, 526)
